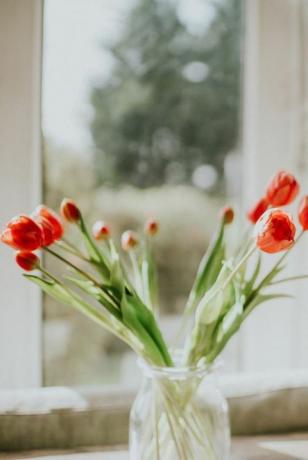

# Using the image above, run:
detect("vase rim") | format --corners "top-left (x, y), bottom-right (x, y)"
top-left (138, 350), bottom-right (222, 380)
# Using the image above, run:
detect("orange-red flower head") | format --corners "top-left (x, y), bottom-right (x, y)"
top-left (121, 230), bottom-right (139, 251)
top-left (92, 220), bottom-right (110, 240)
top-left (144, 218), bottom-right (159, 236)
top-left (1, 215), bottom-right (42, 251)
top-left (266, 171), bottom-right (300, 207)
top-left (298, 196), bottom-right (308, 231)
top-left (34, 215), bottom-right (55, 247)
top-left (255, 209), bottom-right (296, 254)
top-left (247, 196), bottom-right (269, 224)
top-left (220, 206), bottom-right (234, 225)
top-left (60, 199), bottom-right (81, 223)
top-left (33, 205), bottom-right (63, 240)
top-left (15, 250), bottom-right (40, 271)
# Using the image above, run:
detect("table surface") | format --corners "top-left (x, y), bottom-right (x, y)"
top-left (1, 434), bottom-right (308, 459)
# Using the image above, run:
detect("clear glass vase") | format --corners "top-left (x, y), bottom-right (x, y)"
top-left (129, 355), bottom-right (230, 460)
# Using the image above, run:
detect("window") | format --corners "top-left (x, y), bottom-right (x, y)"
top-left (42, 0), bottom-right (243, 386)
top-left (1, 0), bottom-right (308, 391)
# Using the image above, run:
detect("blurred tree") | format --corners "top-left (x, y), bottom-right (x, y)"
top-left (90, 0), bottom-right (242, 188)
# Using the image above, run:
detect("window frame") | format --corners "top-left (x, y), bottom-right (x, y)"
top-left (0, 0), bottom-right (43, 389)
top-left (1, 0), bottom-right (308, 390)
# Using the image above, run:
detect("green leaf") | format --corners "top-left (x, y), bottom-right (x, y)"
top-left (24, 275), bottom-right (72, 304)
top-left (244, 253), bottom-right (261, 296)
top-left (195, 263), bottom-right (235, 325)
top-left (121, 291), bottom-right (165, 366)
top-left (66, 275), bottom-right (122, 320)
top-left (216, 296), bottom-right (244, 343)
top-left (185, 220), bottom-right (225, 314)
top-left (243, 292), bottom-right (293, 320)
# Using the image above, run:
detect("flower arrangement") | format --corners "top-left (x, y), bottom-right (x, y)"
top-left (1, 170), bottom-right (308, 459)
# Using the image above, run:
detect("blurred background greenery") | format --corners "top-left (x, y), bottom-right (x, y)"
top-left (43, 0), bottom-right (243, 386)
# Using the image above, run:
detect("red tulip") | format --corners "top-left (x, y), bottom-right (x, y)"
top-left (255, 209), bottom-right (296, 254)
top-left (144, 218), bottom-right (159, 236)
top-left (1, 215), bottom-right (42, 251)
top-left (247, 197), bottom-right (269, 224)
top-left (33, 205), bottom-right (63, 240)
top-left (220, 207), bottom-right (234, 225)
top-left (60, 199), bottom-right (81, 223)
top-left (266, 171), bottom-right (300, 206)
top-left (121, 230), bottom-right (139, 251)
top-left (92, 220), bottom-right (110, 240)
top-left (34, 216), bottom-right (55, 246)
top-left (298, 196), bottom-right (308, 230)
top-left (15, 250), bottom-right (39, 271)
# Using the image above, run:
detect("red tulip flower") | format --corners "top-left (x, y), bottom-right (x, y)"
top-left (298, 196), bottom-right (308, 231)
top-left (92, 221), bottom-right (110, 240)
top-left (247, 197), bottom-right (269, 224)
top-left (33, 205), bottom-right (63, 240)
top-left (15, 250), bottom-right (40, 271)
top-left (144, 218), bottom-right (159, 236)
top-left (34, 215), bottom-right (55, 247)
top-left (255, 209), bottom-right (296, 254)
top-left (121, 230), bottom-right (139, 251)
top-left (60, 199), bottom-right (81, 223)
top-left (266, 171), bottom-right (300, 206)
top-left (220, 207), bottom-right (234, 225)
top-left (1, 215), bottom-right (42, 251)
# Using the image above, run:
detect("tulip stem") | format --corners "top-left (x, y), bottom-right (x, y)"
top-left (56, 240), bottom-right (89, 261)
top-left (44, 247), bottom-right (101, 287)
top-left (222, 243), bottom-right (256, 290)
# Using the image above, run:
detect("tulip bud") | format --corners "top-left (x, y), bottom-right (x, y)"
top-left (121, 230), bottom-right (139, 251)
top-left (298, 196), bottom-right (308, 231)
top-left (92, 220), bottom-right (110, 240)
top-left (247, 197), bottom-right (269, 224)
top-left (60, 199), bottom-right (81, 223)
top-left (220, 206), bottom-right (234, 225)
top-left (144, 218), bottom-right (159, 236)
top-left (33, 205), bottom-right (63, 240)
top-left (15, 250), bottom-right (40, 271)
top-left (1, 215), bottom-right (42, 251)
top-left (255, 209), bottom-right (296, 254)
top-left (266, 170), bottom-right (300, 206)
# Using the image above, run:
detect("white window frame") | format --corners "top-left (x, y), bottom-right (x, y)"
top-left (0, 0), bottom-right (43, 388)
top-left (1, 0), bottom-right (308, 389)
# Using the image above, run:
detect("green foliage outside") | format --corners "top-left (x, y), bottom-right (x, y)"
top-left (90, 0), bottom-right (242, 188)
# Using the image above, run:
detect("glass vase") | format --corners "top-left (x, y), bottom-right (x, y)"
top-left (129, 355), bottom-right (230, 460)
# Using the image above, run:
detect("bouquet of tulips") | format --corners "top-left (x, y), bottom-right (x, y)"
top-left (1, 170), bottom-right (308, 459)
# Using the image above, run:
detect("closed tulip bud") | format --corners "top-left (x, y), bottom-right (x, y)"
top-left (60, 199), bottom-right (81, 223)
top-left (121, 230), bottom-right (139, 251)
top-left (92, 220), bottom-right (110, 240)
top-left (220, 206), bottom-right (234, 225)
top-left (15, 250), bottom-right (40, 271)
top-left (266, 170), bottom-right (300, 206)
top-left (1, 215), bottom-right (42, 251)
top-left (33, 205), bottom-right (63, 240)
top-left (144, 218), bottom-right (159, 236)
top-left (255, 209), bottom-right (296, 254)
top-left (247, 196), bottom-right (269, 224)
top-left (298, 196), bottom-right (308, 230)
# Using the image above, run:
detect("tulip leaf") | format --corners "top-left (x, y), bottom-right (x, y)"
top-left (185, 220), bottom-right (225, 314)
top-left (244, 253), bottom-right (262, 296)
top-left (66, 275), bottom-right (122, 320)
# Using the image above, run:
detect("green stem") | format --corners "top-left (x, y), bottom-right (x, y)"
top-left (44, 247), bottom-right (101, 287)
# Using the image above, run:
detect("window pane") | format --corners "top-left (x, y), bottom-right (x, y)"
top-left (42, 0), bottom-right (243, 386)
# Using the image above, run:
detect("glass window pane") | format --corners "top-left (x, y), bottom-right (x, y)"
top-left (42, 0), bottom-right (243, 386)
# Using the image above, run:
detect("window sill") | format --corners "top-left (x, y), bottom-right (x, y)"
top-left (2, 371), bottom-right (308, 451)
